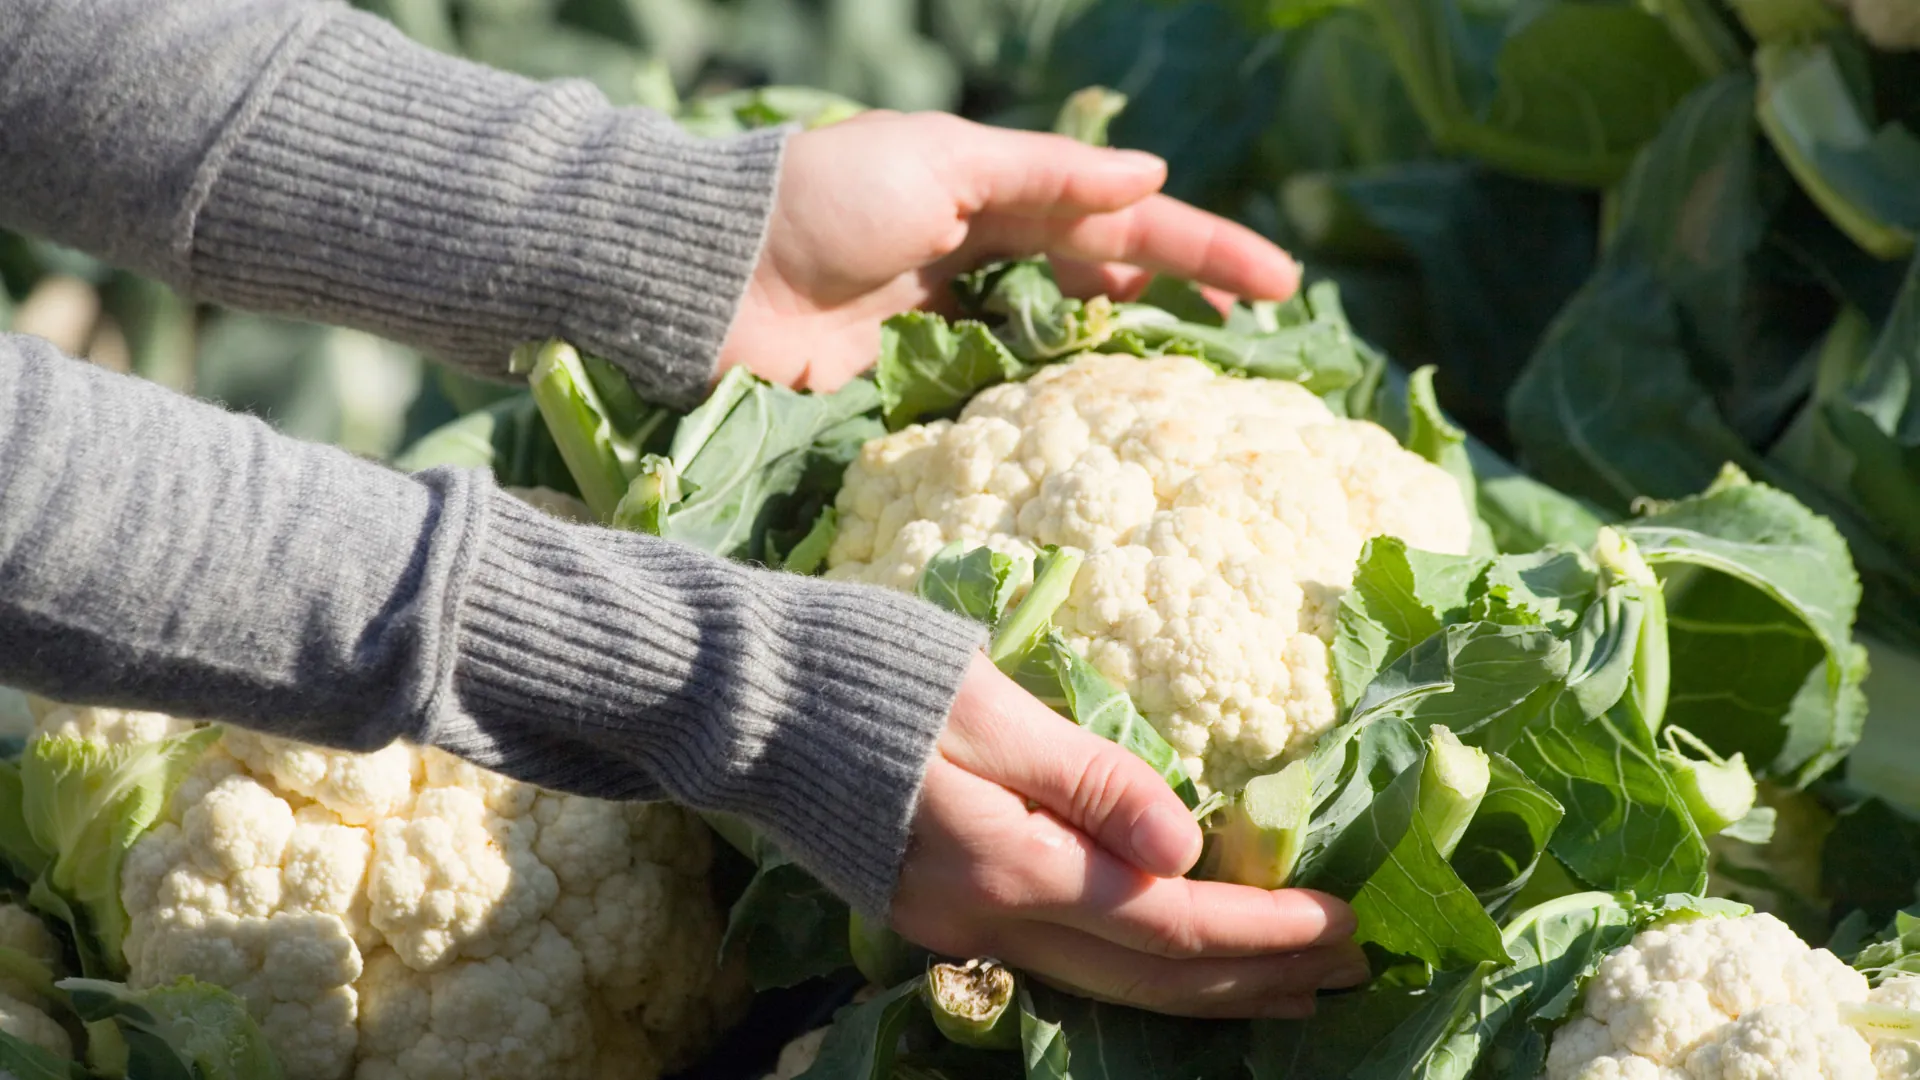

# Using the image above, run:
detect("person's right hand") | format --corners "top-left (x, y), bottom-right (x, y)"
top-left (890, 655), bottom-right (1368, 1019)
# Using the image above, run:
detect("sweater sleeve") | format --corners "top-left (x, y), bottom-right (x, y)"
top-left (0, 335), bottom-right (985, 916)
top-left (0, 0), bottom-right (779, 407)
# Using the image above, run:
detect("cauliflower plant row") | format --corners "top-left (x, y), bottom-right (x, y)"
top-left (825, 352), bottom-right (1472, 794)
top-left (22, 698), bottom-right (745, 1080)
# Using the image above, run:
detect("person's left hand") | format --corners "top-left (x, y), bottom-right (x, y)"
top-left (716, 110), bottom-right (1304, 391)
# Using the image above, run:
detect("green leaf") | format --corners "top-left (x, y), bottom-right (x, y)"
top-left (1356, 892), bottom-right (1642, 1080)
top-left (876, 312), bottom-right (1025, 430)
top-left (635, 369), bottom-right (885, 562)
top-left (1045, 635), bottom-right (1201, 809)
top-left (1014, 983), bottom-right (1247, 1080)
top-left (917, 543), bottom-right (1030, 626)
top-left (1404, 366), bottom-right (1495, 556)
top-left (777, 507), bottom-right (839, 576)
top-left (1472, 548), bottom-right (1598, 632)
top-left (23, 727), bottom-right (221, 978)
top-left (956, 261), bottom-right (1117, 363)
top-left (1507, 74), bottom-right (1768, 512)
top-left (796, 979), bottom-right (922, 1080)
top-left (1110, 280), bottom-right (1367, 395)
top-left (719, 847), bottom-right (853, 992)
top-left (1448, 753), bottom-right (1564, 911)
top-left (0, 1028), bottom-right (85, 1080)
top-left (1392, 623), bottom-right (1571, 740)
top-left (1339, 735), bottom-right (1511, 970)
top-left (392, 392), bottom-right (583, 495)
top-left (1756, 41), bottom-right (1920, 260)
top-left (62, 976), bottom-right (284, 1080)
top-left (1333, 537), bottom-right (1490, 709)
top-left (1359, 0), bottom-right (1706, 187)
top-left (1471, 577), bottom-right (1709, 896)
top-left (1628, 468), bottom-right (1868, 782)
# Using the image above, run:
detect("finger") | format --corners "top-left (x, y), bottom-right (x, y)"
top-left (941, 657), bottom-right (1202, 877)
top-left (966, 196), bottom-right (1302, 301)
top-left (905, 759), bottom-right (1355, 958)
top-left (944, 122), bottom-right (1170, 217)
top-left (1033, 836), bottom-right (1358, 958)
top-left (993, 922), bottom-right (1370, 1019)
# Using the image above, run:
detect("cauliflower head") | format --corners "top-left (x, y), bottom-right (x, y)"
top-left (825, 353), bottom-right (1472, 792)
top-left (20, 705), bottom-right (747, 1080)
top-left (1546, 912), bottom-right (1920, 1080)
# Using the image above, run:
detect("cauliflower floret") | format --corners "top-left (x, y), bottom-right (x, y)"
top-left (107, 727), bottom-right (741, 1080)
top-left (826, 353), bottom-right (1471, 791)
top-left (1550, 913), bottom-right (1896, 1080)
top-left (28, 698), bottom-right (193, 744)
top-left (1868, 976), bottom-right (1920, 1079)
top-left (0, 988), bottom-right (70, 1059)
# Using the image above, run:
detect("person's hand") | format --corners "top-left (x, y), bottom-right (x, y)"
top-left (717, 111), bottom-right (1303, 392)
top-left (890, 655), bottom-right (1366, 1019)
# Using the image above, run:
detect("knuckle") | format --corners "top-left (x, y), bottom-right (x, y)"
top-left (1139, 908), bottom-right (1206, 960)
top-left (1066, 751), bottom-right (1133, 833)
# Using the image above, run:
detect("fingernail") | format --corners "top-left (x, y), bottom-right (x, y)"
top-left (1260, 997), bottom-right (1316, 1020)
top-left (1129, 803), bottom-right (1198, 875)
top-left (1321, 963), bottom-right (1371, 990)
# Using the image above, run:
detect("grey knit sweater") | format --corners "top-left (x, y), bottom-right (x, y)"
top-left (0, 0), bottom-right (986, 917)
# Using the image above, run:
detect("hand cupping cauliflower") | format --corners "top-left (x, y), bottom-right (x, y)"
top-left (826, 353), bottom-right (1472, 792)
top-left (27, 699), bottom-right (745, 1080)
top-left (1547, 911), bottom-right (1920, 1080)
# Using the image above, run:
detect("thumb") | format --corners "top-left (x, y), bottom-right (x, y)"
top-left (944, 122), bottom-right (1169, 218)
top-left (939, 655), bottom-right (1203, 877)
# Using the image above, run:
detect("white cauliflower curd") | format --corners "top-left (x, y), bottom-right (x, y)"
top-left (1546, 911), bottom-right (1920, 1080)
top-left (825, 353), bottom-right (1472, 792)
top-left (0, 901), bottom-right (72, 1060)
top-left (24, 697), bottom-right (745, 1080)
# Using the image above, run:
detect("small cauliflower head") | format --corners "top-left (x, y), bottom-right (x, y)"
top-left (1545, 912), bottom-right (1920, 1080)
top-left (826, 353), bottom-right (1471, 792)
top-left (61, 712), bottom-right (748, 1080)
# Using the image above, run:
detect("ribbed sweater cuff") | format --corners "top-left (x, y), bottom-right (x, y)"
top-left (442, 491), bottom-right (985, 916)
top-left (184, 8), bottom-right (785, 407)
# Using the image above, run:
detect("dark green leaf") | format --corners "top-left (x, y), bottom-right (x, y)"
top-left (1450, 754), bottom-right (1564, 912)
top-left (1014, 983), bottom-right (1246, 1080)
top-left (720, 852), bottom-right (854, 991)
top-left (1821, 798), bottom-right (1920, 926)
top-left (797, 979), bottom-right (923, 1080)
top-left (1361, 0), bottom-right (1706, 186)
